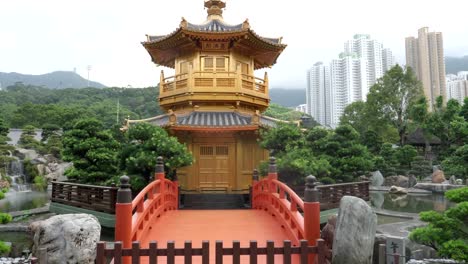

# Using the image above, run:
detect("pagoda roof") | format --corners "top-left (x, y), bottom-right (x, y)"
top-left (123, 111), bottom-right (289, 131)
top-left (142, 1), bottom-right (285, 69)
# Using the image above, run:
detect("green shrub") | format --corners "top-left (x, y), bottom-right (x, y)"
top-left (445, 187), bottom-right (468, 203)
top-left (0, 213), bottom-right (12, 224)
top-left (1, 187), bottom-right (8, 193)
top-left (33, 175), bottom-right (47, 191)
top-left (319, 177), bottom-right (336, 185)
top-left (0, 241), bottom-right (11, 255)
top-left (0, 192), bottom-right (4, 200)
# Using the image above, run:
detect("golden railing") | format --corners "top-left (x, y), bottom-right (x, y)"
top-left (159, 70), bottom-right (269, 98)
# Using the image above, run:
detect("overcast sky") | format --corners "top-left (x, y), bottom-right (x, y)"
top-left (1, 0), bottom-right (467, 89)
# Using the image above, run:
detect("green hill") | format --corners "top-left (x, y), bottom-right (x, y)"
top-left (0, 71), bottom-right (106, 89)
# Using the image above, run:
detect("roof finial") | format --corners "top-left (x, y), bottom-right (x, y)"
top-left (204, 0), bottom-right (226, 20)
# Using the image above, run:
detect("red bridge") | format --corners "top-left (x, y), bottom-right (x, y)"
top-left (93, 157), bottom-right (369, 264)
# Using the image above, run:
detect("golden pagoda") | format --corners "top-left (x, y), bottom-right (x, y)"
top-left (127, 0), bottom-right (286, 194)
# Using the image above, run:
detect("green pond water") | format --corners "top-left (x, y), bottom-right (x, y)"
top-left (370, 191), bottom-right (455, 214)
top-left (0, 191), bottom-right (49, 213)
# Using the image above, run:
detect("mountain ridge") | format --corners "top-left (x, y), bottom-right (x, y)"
top-left (0, 71), bottom-right (106, 89)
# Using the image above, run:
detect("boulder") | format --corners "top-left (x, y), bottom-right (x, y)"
top-left (332, 196), bottom-right (377, 264)
top-left (389, 186), bottom-right (408, 195)
top-left (384, 175), bottom-right (409, 187)
top-left (456, 179), bottom-right (462, 185)
top-left (321, 214), bottom-right (337, 263)
top-left (369, 171), bottom-right (384, 187)
top-left (431, 170), bottom-right (446, 183)
top-left (30, 214), bottom-right (101, 264)
top-left (45, 162), bottom-right (72, 181)
top-left (448, 176), bottom-right (457, 185)
top-left (14, 148), bottom-right (38, 160)
top-left (408, 175), bottom-right (418, 188)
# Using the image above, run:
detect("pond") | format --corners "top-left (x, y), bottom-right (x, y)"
top-left (370, 191), bottom-right (455, 214)
top-left (0, 191), bottom-right (49, 213)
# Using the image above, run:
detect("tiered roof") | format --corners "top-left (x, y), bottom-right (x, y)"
top-left (142, 0), bottom-right (286, 69)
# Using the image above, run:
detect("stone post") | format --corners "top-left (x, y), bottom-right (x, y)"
top-left (268, 157), bottom-right (277, 193)
top-left (304, 175), bottom-right (321, 264)
top-left (115, 175), bottom-right (132, 264)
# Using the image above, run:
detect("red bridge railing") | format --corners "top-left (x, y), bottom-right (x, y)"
top-left (252, 157), bottom-right (321, 263)
top-left (114, 157), bottom-right (178, 264)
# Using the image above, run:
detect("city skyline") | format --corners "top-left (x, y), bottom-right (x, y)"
top-left (1, 0), bottom-right (467, 88)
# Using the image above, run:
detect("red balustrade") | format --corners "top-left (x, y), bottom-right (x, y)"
top-left (114, 157), bottom-right (178, 264)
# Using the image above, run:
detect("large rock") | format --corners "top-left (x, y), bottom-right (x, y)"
top-left (389, 185), bottom-right (408, 195)
top-left (448, 175), bottom-right (457, 185)
top-left (321, 214), bottom-right (337, 263)
top-left (14, 148), bottom-right (38, 160)
top-left (384, 175), bottom-right (409, 187)
top-left (332, 196), bottom-right (377, 264)
top-left (369, 171), bottom-right (384, 187)
top-left (408, 175), bottom-right (418, 188)
top-left (30, 214), bottom-right (101, 264)
top-left (431, 170), bottom-right (446, 183)
top-left (44, 162), bottom-right (72, 181)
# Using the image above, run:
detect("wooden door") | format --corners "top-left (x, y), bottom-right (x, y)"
top-left (198, 144), bottom-right (233, 192)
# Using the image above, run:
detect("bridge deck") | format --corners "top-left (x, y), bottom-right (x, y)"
top-left (138, 209), bottom-right (293, 263)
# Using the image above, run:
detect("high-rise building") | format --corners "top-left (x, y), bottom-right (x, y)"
top-left (344, 34), bottom-right (383, 88)
top-left (405, 27), bottom-right (447, 110)
top-left (447, 72), bottom-right (468, 104)
top-left (306, 35), bottom-right (393, 128)
top-left (306, 62), bottom-right (331, 126)
top-left (382, 48), bottom-right (396, 73)
top-left (329, 53), bottom-right (368, 127)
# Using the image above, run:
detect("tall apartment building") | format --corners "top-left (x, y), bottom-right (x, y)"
top-left (382, 48), bottom-right (396, 72)
top-left (344, 34), bottom-right (383, 88)
top-left (405, 27), bottom-right (447, 110)
top-left (306, 62), bottom-right (331, 126)
top-left (329, 53), bottom-right (368, 127)
top-left (306, 35), bottom-right (393, 128)
top-left (447, 72), bottom-right (468, 104)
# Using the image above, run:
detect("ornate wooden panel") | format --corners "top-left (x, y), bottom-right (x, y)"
top-left (197, 143), bottom-right (234, 192)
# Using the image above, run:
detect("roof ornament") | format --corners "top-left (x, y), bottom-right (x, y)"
top-left (242, 19), bottom-right (250, 30)
top-left (180, 17), bottom-right (188, 28)
top-left (204, 0), bottom-right (226, 20)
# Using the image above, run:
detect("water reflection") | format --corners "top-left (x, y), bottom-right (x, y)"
top-left (0, 191), bottom-right (48, 212)
top-left (370, 192), bottom-right (454, 213)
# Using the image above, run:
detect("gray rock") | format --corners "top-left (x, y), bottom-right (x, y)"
top-left (30, 214), bottom-right (100, 264)
top-left (370, 171), bottom-right (384, 187)
top-left (370, 191), bottom-right (384, 209)
top-left (14, 148), bottom-right (38, 160)
top-left (332, 196), bottom-right (377, 264)
top-left (408, 175), bottom-right (418, 188)
top-left (389, 185), bottom-right (408, 195)
top-left (33, 157), bottom-right (47, 164)
top-left (413, 183), bottom-right (464, 193)
top-left (448, 176), bottom-right (457, 185)
top-left (384, 175), bottom-right (409, 187)
top-left (455, 179), bottom-right (462, 185)
top-left (432, 165), bottom-right (441, 173)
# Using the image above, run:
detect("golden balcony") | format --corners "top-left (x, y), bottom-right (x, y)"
top-left (158, 70), bottom-right (269, 110)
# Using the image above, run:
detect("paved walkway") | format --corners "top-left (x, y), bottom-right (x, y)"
top-left (138, 210), bottom-right (293, 263)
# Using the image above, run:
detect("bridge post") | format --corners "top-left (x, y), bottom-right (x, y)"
top-left (304, 175), bottom-right (321, 264)
top-left (115, 175), bottom-right (132, 264)
top-left (268, 157), bottom-right (277, 193)
top-left (251, 169), bottom-right (259, 208)
top-left (155, 157), bottom-right (166, 204)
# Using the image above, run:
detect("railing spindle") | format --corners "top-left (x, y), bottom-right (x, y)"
top-left (249, 241), bottom-right (258, 264)
top-left (266, 240), bottom-right (275, 264)
top-left (132, 241), bottom-right (140, 264)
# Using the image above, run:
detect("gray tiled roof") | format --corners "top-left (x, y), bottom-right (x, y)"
top-left (259, 116), bottom-right (279, 128)
top-left (187, 20), bottom-right (243, 32)
top-left (178, 112), bottom-right (251, 127)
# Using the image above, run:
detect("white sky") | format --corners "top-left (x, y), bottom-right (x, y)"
top-left (1, 0), bottom-right (467, 89)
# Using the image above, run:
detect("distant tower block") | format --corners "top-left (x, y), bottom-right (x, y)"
top-left (126, 0), bottom-right (287, 194)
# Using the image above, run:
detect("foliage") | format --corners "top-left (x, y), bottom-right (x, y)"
top-left (34, 175), bottom-right (48, 191)
top-left (264, 103), bottom-right (308, 122)
top-left (0, 240), bottom-right (11, 255)
top-left (62, 118), bottom-right (120, 184)
top-left (23, 159), bottom-right (39, 180)
top-left (120, 123), bottom-right (193, 184)
top-left (0, 192), bottom-right (4, 200)
top-left (41, 123), bottom-right (61, 142)
top-left (1, 188), bottom-right (8, 193)
top-left (319, 177), bottom-right (336, 185)
top-left (409, 187), bottom-right (468, 261)
top-left (394, 145), bottom-right (418, 170)
top-left (18, 125), bottom-right (42, 151)
top-left (0, 84), bottom-right (162, 129)
top-left (410, 156), bottom-right (432, 179)
top-left (445, 187), bottom-right (468, 203)
top-left (366, 65), bottom-right (423, 145)
top-left (260, 123), bottom-right (303, 156)
top-left (0, 213), bottom-right (12, 224)
top-left (442, 144), bottom-right (468, 180)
